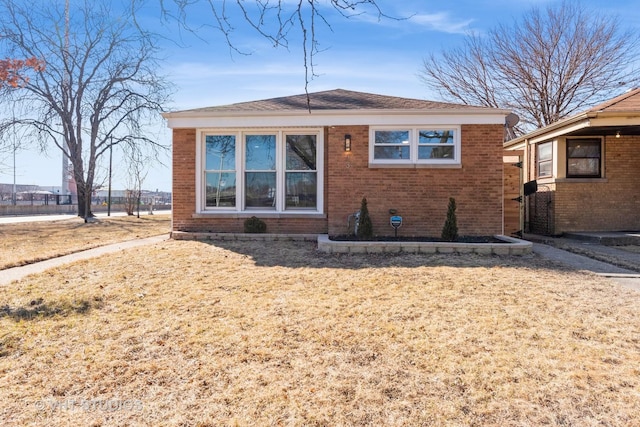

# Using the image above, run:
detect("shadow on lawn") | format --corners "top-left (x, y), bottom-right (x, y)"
top-left (0, 297), bottom-right (101, 321)
top-left (201, 239), bottom-right (557, 271)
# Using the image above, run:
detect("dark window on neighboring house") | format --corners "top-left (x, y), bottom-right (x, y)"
top-left (566, 139), bottom-right (601, 178)
top-left (537, 142), bottom-right (552, 178)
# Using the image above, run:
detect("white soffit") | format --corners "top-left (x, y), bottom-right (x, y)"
top-left (164, 110), bottom-right (507, 129)
top-left (527, 120), bottom-right (592, 144)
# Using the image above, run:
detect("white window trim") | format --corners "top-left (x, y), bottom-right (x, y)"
top-left (368, 125), bottom-right (461, 167)
top-left (537, 140), bottom-right (553, 179)
top-left (195, 128), bottom-right (324, 215)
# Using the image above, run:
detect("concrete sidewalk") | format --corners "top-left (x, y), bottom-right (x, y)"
top-left (532, 242), bottom-right (640, 291)
top-left (0, 234), bottom-right (169, 286)
top-left (0, 210), bottom-right (171, 224)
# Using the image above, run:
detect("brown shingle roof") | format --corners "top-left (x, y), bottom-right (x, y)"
top-left (176, 89), bottom-right (499, 113)
top-left (504, 88), bottom-right (640, 147)
top-left (587, 87), bottom-right (640, 113)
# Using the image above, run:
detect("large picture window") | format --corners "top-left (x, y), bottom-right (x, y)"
top-left (200, 130), bottom-right (322, 213)
top-left (370, 127), bottom-right (460, 165)
top-left (567, 139), bottom-right (601, 178)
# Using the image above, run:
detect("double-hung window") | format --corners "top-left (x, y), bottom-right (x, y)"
top-left (418, 129), bottom-right (455, 160)
top-left (205, 135), bottom-right (236, 208)
top-left (200, 129), bottom-right (322, 213)
top-left (370, 126), bottom-right (460, 166)
top-left (537, 141), bottom-right (552, 178)
top-left (566, 138), bottom-right (601, 178)
top-left (245, 134), bottom-right (277, 209)
top-left (373, 130), bottom-right (411, 160)
top-left (285, 135), bottom-right (318, 209)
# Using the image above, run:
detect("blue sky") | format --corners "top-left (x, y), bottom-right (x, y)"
top-left (2, 0), bottom-right (639, 192)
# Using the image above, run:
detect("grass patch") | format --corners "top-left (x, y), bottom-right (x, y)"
top-left (0, 215), bottom-right (170, 269)
top-left (1, 240), bottom-right (639, 425)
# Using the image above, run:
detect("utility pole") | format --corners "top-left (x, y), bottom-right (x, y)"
top-left (61, 0), bottom-right (70, 197)
top-left (12, 137), bottom-right (16, 206)
top-left (107, 140), bottom-right (112, 216)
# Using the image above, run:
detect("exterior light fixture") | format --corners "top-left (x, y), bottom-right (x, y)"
top-left (615, 131), bottom-right (621, 138)
top-left (344, 134), bottom-right (352, 152)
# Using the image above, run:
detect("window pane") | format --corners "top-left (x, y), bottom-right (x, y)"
top-left (245, 172), bottom-right (276, 208)
top-left (246, 135), bottom-right (276, 170)
top-left (538, 161), bottom-right (552, 177)
top-left (375, 130), bottom-right (409, 145)
top-left (286, 172), bottom-right (317, 209)
top-left (205, 135), bottom-right (235, 170)
top-left (418, 146), bottom-right (454, 159)
top-left (538, 142), bottom-right (552, 161)
top-left (286, 135), bottom-right (316, 170)
top-left (419, 130), bottom-right (454, 144)
top-left (567, 140), bottom-right (600, 158)
top-left (568, 159), bottom-right (599, 177)
top-left (205, 172), bottom-right (236, 207)
top-left (374, 146), bottom-right (410, 160)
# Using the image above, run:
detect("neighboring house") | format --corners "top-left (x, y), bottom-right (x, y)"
top-left (163, 89), bottom-right (509, 237)
top-left (504, 88), bottom-right (640, 235)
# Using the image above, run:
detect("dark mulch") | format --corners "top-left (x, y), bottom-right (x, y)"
top-left (329, 235), bottom-right (506, 243)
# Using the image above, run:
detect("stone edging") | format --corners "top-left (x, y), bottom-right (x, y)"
top-left (171, 231), bottom-right (532, 255)
top-left (317, 234), bottom-right (532, 255)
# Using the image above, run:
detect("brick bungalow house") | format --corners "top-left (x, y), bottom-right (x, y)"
top-left (504, 88), bottom-right (640, 235)
top-left (163, 89), bottom-right (510, 238)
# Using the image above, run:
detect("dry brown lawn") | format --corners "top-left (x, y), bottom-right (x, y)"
top-left (1, 239), bottom-right (639, 426)
top-left (0, 215), bottom-right (170, 269)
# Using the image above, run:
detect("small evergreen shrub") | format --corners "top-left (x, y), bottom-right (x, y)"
top-left (244, 216), bottom-right (267, 233)
top-left (356, 197), bottom-right (373, 240)
top-left (441, 197), bottom-right (459, 242)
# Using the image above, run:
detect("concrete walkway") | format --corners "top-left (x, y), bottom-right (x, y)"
top-left (532, 242), bottom-right (640, 291)
top-left (0, 234), bottom-right (169, 286)
top-left (0, 210), bottom-right (171, 224)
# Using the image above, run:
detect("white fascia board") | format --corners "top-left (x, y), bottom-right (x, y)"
top-left (164, 110), bottom-right (508, 129)
top-left (589, 116), bottom-right (640, 126)
top-left (527, 120), bottom-right (592, 144)
top-left (504, 141), bottom-right (526, 150)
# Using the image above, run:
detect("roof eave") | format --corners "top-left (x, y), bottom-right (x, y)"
top-left (503, 112), bottom-right (594, 147)
top-left (162, 107), bottom-right (510, 120)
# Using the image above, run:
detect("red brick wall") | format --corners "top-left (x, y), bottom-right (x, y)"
top-left (326, 124), bottom-right (504, 237)
top-left (172, 128), bottom-right (196, 232)
top-left (172, 124), bottom-right (505, 236)
top-left (553, 135), bottom-right (640, 233)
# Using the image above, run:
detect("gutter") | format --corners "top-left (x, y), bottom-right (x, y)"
top-left (503, 111), bottom-right (599, 148)
top-left (163, 107), bottom-right (512, 120)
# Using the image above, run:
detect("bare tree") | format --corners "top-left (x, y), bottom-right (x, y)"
top-left (123, 148), bottom-right (148, 218)
top-left (0, 0), bottom-right (171, 219)
top-left (134, 0), bottom-right (388, 96)
top-left (420, 1), bottom-right (640, 132)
